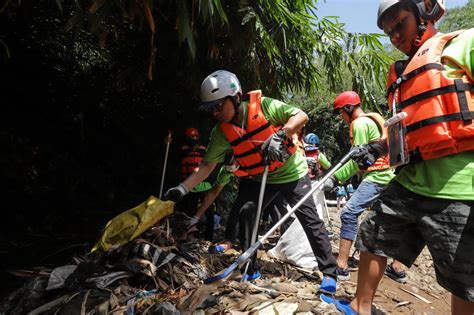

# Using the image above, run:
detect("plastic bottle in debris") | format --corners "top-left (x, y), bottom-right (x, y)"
top-left (336, 186), bottom-right (347, 198)
top-left (346, 184), bottom-right (354, 199)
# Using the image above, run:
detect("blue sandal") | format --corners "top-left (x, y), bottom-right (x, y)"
top-left (320, 294), bottom-right (358, 315)
top-left (319, 275), bottom-right (337, 294)
top-left (208, 241), bottom-right (232, 253)
top-left (242, 270), bottom-right (261, 282)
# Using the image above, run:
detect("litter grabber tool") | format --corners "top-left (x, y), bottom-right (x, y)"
top-left (251, 165), bottom-right (269, 246)
top-left (321, 192), bottom-right (334, 239)
top-left (242, 165), bottom-right (269, 280)
top-left (159, 130), bottom-right (173, 199)
top-left (204, 148), bottom-right (359, 284)
top-left (159, 130), bottom-right (173, 238)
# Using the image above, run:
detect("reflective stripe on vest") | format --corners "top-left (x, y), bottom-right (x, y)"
top-left (180, 145), bottom-right (206, 180)
top-left (220, 90), bottom-right (282, 176)
top-left (349, 113), bottom-right (391, 171)
top-left (387, 30), bottom-right (474, 161)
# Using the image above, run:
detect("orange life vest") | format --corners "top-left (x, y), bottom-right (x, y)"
top-left (220, 90), bottom-right (291, 176)
top-left (180, 144), bottom-right (206, 180)
top-left (386, 30), bottom-right (474, 161)
top-left (349, 113), bottom-right (391, 171)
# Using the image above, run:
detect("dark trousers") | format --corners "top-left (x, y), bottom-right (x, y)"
top-left (224, 180), bottom-right (291, 241)
top-left (238, 174), bottom-right (337, 277)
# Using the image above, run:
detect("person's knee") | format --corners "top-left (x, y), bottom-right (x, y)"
top-left (340, 209), bottom-right (358, 226)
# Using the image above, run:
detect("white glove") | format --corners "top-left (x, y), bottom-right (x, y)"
top-left (186, 216), bottom-right (200, 231)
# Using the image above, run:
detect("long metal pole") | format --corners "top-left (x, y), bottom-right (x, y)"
top-left (159, 131), bottom-right (172, 199)
top-left (204, 148), bottom-right (357, 284)
top-left (242, 165), bottom-right (269, 279)
top-left (232, 148), bottom-right (357, 267)
top-left (250, 165), bottom-right (269, 245)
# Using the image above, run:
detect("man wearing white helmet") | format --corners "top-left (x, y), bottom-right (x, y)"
top-left (321, 0), bottom-right (474, 314)
top-left (165, 70), bottom-right (339, 293)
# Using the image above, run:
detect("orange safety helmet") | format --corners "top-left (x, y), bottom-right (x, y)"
top-left (333, 91), bottom-right (361, 112)
top-left (185, 127), bottom-right (199, 138)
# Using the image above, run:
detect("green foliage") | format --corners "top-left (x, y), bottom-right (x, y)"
top-left (3, 0), bottom-right (390, 102)
top-left (0, 0), bottom-right (394, 252)
top-left (438, 0), bottom-right (474, 33)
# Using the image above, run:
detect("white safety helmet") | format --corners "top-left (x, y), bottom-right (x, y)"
top-left (200, 70), bottom-right (242, 111)
top-left (377, 0), bottom-right (445, 29)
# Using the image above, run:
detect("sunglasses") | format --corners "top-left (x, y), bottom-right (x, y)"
top-left (385, 16), bottom-right (410, 39)
top-left (206, 99), bottom-right (226, 113)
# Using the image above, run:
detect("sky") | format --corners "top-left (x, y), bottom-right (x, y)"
top-left (315, 0), bottom-right (469, 35)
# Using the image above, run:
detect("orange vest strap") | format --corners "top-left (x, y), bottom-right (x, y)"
top-left (229, 121), bottom-right (272, 147)
top-left (387, 63), bottom-right (443, 96)
top-left (407, 111), bottom-right (474, 133)
top-left (398, 81), bottom-right (474, 111)
top-left (239, 160), bottom-right (265, 171)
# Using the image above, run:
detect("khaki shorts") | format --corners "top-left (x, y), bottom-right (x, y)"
top-left (357, 181), bottom-right (474, 301)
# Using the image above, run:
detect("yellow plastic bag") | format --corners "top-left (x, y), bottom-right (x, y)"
top-left (92, 196), bottom-right (174, 252)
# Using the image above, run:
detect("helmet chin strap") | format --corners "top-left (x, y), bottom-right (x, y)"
top-left (344, 105), bottom-right (355, 120)
top-left (413, 22), bottom-right (427, 47)
top-left (231, 95), bottom-right (242, 124)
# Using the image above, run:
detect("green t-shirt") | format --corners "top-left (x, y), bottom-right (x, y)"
top-left (334, 116), bottom-right (395, 185)
top-left (191, 181), bottom-right (213, 193)
top-left (318, 152), bottom-right (331, 170)
top-left (215, 165), bottom-right (234, 187)
top-left (203, 97), bottom-right (308, 184)
top-left (396, 29), bottom-right (474, 200)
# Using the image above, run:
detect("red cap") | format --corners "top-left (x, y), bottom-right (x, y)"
top-left (333, 91), bottom-right (361, 111)
top-left (185, 127), bottom-right (199, 138)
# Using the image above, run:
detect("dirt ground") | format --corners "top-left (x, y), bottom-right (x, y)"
top-left (188, 199), bottom-right (452, 314)
top-left (325, 203), bottom-right (450, 314)
top-left (0, 200), bottom-right (452, 314)
top-left (263, 202), bottom-right (452, 314)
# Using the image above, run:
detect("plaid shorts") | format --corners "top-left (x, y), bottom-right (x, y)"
top-left (357, 181), bottom-right (474, 301)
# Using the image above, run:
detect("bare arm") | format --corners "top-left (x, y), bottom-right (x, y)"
top-left (182, 161), bottom-right (217, 191)
top-left (194, 184), bottom-right (225, 219)
top-left (281, 110), bottom-right (308, 137)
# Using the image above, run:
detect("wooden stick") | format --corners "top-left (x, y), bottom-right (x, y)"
top-left (399, 288), bottom-right (432, 304)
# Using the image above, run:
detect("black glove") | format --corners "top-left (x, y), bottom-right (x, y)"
top-left (163, 183), bottom-right (189, 202)
top-left (352, 139), bottom-right (389, 170)
top-left (321, 175), bottom-right (338, 192)
top-left (368, 139), bottom-right (388, 160)
top-left (261, 129), bottom-right (292, 163)
top-left (351, 145), bottom-right (376, 170)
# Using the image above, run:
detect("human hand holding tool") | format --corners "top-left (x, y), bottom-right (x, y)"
top-left (352, 137), bottom-right (389, 170)
top-left (261, 129), bottom-right (293, 163)
top-left (185, 215), bottom-right (200, 233)
top-left (321, 175), bottom-right (338, 192)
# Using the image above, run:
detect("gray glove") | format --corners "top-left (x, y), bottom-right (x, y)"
top-left (321, 175), bottom-right (338, 192)
top-left (306, 157), bottom-right (318, 169)
top-left (163, 183), bottom-right (189, 202)
top-left (185, 215), bottom-right (200, 232)
top-left (261, 129), bottom-right (292, 163)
